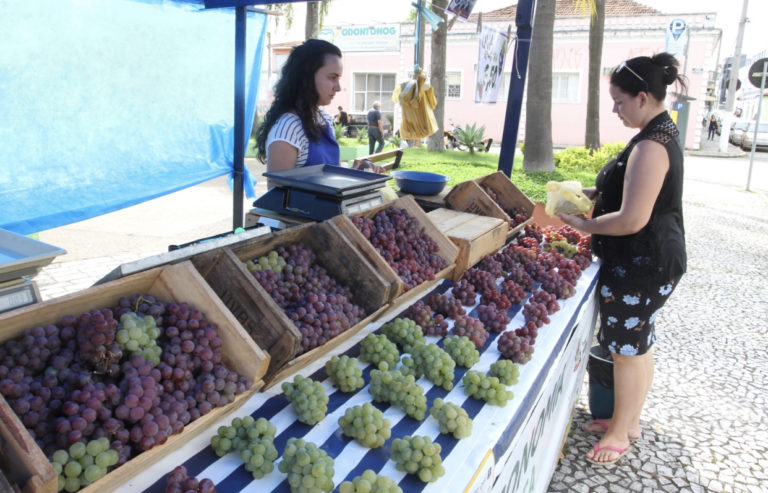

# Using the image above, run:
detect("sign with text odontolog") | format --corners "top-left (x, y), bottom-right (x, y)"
top-left (319, 24), bottom-right (400, 52)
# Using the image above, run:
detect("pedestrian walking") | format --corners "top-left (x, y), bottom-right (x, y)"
top-left (366, 101), bottom-right (385, 154)
top-left (707, 115), bottom-right (718, 140)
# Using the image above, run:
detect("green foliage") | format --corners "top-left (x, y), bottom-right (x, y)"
top-left (553, 142), bottom-right (625, 174)
top-left (334, 122), bottom-right (345, 140)
top-left (454, 123), bottom-right (487, 153)
top-left (388, 132), bottom-right (402, 149)
top-left (356, 126), bottom-right (368, 143)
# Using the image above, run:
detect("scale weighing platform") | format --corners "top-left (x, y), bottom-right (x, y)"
top-left (0, 228), bottom-right (66, 313)
top-left (254, 165), bottom-right (391, 222)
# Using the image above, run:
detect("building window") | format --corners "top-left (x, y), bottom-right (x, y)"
top-left (353, 73), bottom-right (396, 113)
top-left (552, 72), bottom-right (579, 103)
top-left (446, 71), bottom-right (462, 99)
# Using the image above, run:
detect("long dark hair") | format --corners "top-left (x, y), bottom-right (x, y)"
top-left (256, 39), bottom-right (342, 162)
top-left (610, 52), bottom-right (687, 101)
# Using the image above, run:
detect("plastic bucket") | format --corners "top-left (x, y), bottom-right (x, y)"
top-left (587, 345), bottom-right (614, 419)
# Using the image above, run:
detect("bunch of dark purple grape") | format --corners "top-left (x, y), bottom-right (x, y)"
top-left (0, 294), bottom-right (252, 466)
top-left (402, 300), bottom-right (448, 337)
top-left (450, 279), bottom-right (477, 306)
top-left (250, 243), bottom-right (366, 353)
top-left (503, 263), bottom-right (535, 291)
top-left (518, 224), bottom-right (544, 245)
top-left (165, 465), bottom-right (216, 493)
top-left (500, 280), bottom-right (527, 306)
top-left (350, 207), bottom-right (447, 291)
top-left (460, 268), bottom-right (497, 295)
top-left (523, 299), bottom-right (550, 330)
top-left (426, 293), bottom-right (466, 319)
top-left (497, 331), bottom-right (534, 364)
top-left (450, 315), bottom-right (489, 349)
top-left (475, 255), bottom-right (504, 278)
top-left (476, 303), bottom-right (510, 333)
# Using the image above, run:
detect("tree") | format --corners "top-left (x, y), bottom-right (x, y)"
top-left (523, 0), bottom-right (556, 172)
top-left (427, 0), bottom-right (449, 152)
top-left (585, 0), bottom-right (604, 150)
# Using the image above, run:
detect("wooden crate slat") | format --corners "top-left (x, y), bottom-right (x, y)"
top-left (0, 398), bottom-right (55, 493)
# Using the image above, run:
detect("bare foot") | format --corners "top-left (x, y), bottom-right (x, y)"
top-left (583, 419), bottom-right (641, 440)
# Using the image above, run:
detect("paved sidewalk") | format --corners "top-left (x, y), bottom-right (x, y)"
top-left (28, 154), bottom-right (768, 492)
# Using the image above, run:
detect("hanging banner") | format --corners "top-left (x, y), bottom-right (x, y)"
top-left (446, 0), bottom-right (478, 21)
top-left (665, 18), bottom-right (688, 60)
top-left (318, 24), bottom-right (400, 52)
top-left (475, 25), bottom-right (509, 104)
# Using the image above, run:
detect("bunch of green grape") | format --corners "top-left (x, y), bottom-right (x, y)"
top-left (359, 333), bottom-right (400, 369)
top-left (389, 435), bottom-right (445, 483)
top-left (51, 437), bottom-right (119, 492)
top-left (400, 343), bottom-right (455, 390)
top-left (325, 355), bottom-right (365, 392)
top-left (246, 250), bottom-right (287, 273)
top-left (339, 469), bottom-right (403, 493)
top-left (282, 375), bottom-right (329, 425)
top-left (210, 415), bottom-right (278, 479)
top-left (278, 437), bottom-right (335, 493)
top-left (211, 415), bottom-right (276, 456)
top-left (442, 335), bottom-right (480, 368)
top-left (368, 364), bottom-right (427, 420)
top-left (546, 239), bottom-right (579, 259)
top-left (338, 402), bottom-right (391, 448)
top-left (462, 370), bottom-right (514, 406)
top-left (115, 311), bottom-right (162, 364)
top-left (381, 318), bottom-right (425, 353)
top-left (490, 359), bottom-right (520, 386)
top-left (429, 398), bottom-right (473, 439)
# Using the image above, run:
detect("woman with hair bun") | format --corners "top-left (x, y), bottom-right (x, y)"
top-left (557, 52), bottom-right (687, 465)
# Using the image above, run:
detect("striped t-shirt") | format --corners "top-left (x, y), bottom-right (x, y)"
top-left (265, 110), bottom-right (333, 167)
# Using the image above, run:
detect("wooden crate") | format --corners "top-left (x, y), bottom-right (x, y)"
top-left (0, 397), bottom-right (56, 493)
top-left (0, 261), bottom-right (269, 493)
top-left (445, 171), bottom-right (535, 238)
top-left (427, 208), bottom-right (508, 281)
top-left (191, 221), bottom-right (391, 385)
top-left (332, 195), bottom-right (459, 302)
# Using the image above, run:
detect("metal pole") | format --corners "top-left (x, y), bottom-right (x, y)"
top-left (414, 0), bottom-right (423, 73)
top-left (233, 6), bottom-right (246, 230)
top-left (746, 61), bottom-right (767, 191)
top-left (497, 0), bottom-right (536, 176)
top-left (720, 0), bottom-right (749, 153)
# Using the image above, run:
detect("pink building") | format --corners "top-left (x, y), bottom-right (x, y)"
top-left (261, 0), bottom-right (722, 150)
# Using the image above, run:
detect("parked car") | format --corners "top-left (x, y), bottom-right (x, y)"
top-left (741, 122), bottom-right (768, 151)
top-left (729, 121), bottom-right (749, 146)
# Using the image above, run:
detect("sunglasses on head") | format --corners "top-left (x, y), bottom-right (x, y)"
top-left (616, 61), bottom-right (649, 92)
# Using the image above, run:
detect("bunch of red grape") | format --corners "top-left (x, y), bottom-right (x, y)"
top-left (479, 185), bottom-right (530, 227)
top-left (518, 224), bottom-right (544, 244)
top-left (523, 300), bottom-right (550, 330)
top-left (503, 263), bottom-right (535, 291)
top-left (476, 303), bottom-right (511, 333)
top-left (251, 242), bottom-right (367, 353)
top-left (500, 280), bottom-right (527, 305)
top-left (450, 315), bottom-right (489, 349)
top-left (402, 300), bottom-right (448, 337)
top-left (460, 268), bottom-right (497, 295)
top-left (475, 256), bottom-right (504, 278)
top-left (531, 289), bottom-right (559, 315)
top-left (497, 331), bottom-right (534, 364)
top-left (165, 465), bottom-right (216, 493)
top-left (426, 293), bottom-right (466, 319)
top-left (450, 279), bottom-right (477, 306)
top-left (350, 207), bottom-right (447, 291)
top-left (0, 295), bottom-right (252, 466)
top-left (480, 289), bottom-right (512, 312)
top-left (537, 268), bottom-right (577, 299)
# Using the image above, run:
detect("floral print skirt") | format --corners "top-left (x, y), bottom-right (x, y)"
top-left (597, 266), bottom-right (681, 356)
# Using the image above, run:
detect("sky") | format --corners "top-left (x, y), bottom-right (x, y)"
top-left (313, 0), bottom-right (767, 59)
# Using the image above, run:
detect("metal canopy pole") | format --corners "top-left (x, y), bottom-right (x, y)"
top-left (233, 5), bottom-right (246, 229)
top-left (497, 0), bottom-right (536, 177)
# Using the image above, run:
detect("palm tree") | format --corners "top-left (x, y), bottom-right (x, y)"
top-left (585, 0), bottom-right (604, 150)
top-left (427, 0), bottom-right (449, 152)
top-left (523, 0), bottom-right (556, 172)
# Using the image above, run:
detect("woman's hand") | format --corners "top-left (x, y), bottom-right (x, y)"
top-left (557, 212), bottom-right (590, 232)
top-left (582, 187), bottom-right (598, 201)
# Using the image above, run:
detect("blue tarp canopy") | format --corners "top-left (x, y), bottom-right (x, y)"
top-left (0, 0), bottom-right (267, 235)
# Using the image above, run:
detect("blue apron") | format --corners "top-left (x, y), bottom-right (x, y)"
top-left (304, 117), bottom-right (340, 166)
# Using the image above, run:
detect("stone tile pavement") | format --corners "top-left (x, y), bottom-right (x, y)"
top-left (26, 154), bottom-right (768, 492)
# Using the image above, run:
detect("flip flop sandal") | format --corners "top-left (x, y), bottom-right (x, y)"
top-left (583, 419), bottom-right (641, 441)
top-left (586, 442), bottom-right (631, 466)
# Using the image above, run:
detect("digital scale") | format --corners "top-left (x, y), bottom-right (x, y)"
top-left (254, 165), bottom-right (391, 221)
top-left (0, 228), bottom-right (66, 313)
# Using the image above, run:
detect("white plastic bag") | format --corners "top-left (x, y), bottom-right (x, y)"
top-left (545, 181), bottom-right (592, 217)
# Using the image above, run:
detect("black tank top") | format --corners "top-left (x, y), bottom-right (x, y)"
top-left (592, 111), bottom-right (686, 282)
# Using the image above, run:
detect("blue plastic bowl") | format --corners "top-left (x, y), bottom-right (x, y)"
top-left (391, 170), bottom-right (450, 195)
